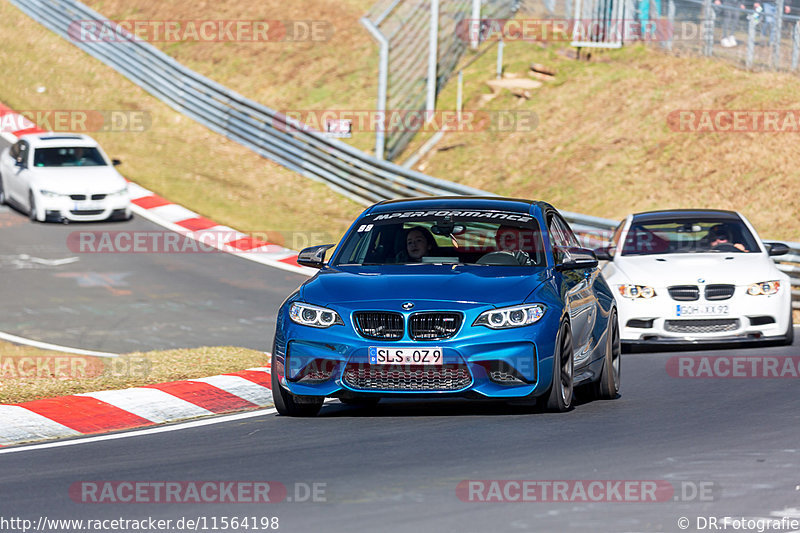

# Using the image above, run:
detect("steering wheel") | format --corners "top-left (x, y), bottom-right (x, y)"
top-left (476, 250), bottom-right (531, 266)
top-left (711, 242), bottom-right (740, 252)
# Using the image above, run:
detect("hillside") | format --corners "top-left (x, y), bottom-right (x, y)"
top-left (3, 1), bottom-right (800, 241)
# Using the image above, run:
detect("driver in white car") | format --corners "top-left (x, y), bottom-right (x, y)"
top-left (707, 224), bottom-right (748, 252)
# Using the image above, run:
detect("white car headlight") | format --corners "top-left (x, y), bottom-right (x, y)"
top-left (108, 186), bottom-right (128, 197)
top-left (289, 302), bottom-right (343, 328)
top-left (618, 284), bottom-right (657, 299)
top-left (747, 281), bottom-right (780, 296)
top-left (474, 304), bottom-right (546, 329)
top-left (39, 189), bottom-right (66, 198)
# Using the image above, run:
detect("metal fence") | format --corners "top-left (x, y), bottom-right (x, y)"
top-left (7, 0), bottom-right (799, 309)
top-left (518, 0), bottom-right (800, 70)
top-left (361, 0), bottom-right (519, 160)
top-left (7, 0), bottom-right (493, 207)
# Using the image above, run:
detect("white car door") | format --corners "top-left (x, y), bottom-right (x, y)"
top-left (5, 140), bottom-right (31, 204)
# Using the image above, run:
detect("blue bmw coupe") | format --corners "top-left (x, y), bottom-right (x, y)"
top-left (272, 196), bottom-right (620, 416)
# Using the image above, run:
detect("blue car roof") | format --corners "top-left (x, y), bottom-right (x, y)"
top-left (366, 196), bottom-right (551, 215)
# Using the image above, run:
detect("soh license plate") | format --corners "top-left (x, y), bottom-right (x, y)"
top-left (369, 347), bottom-right (442, 365)
top-left (676, 304), bottom-right (730, 317)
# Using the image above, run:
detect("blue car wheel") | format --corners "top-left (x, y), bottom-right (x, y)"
top-left (545, 321), bottom-right (574, 412)
top-left (592, 309), bottom-right (621, 400)
top-left (272, 364), bottom-right (324, 417)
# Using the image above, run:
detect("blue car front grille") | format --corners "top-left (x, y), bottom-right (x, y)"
top-left (353, 312), bottom-right (404, 340)
top-left (409, 312), bottom-right (462, 340)
top-left (343, 363), bottom-right (472, 391)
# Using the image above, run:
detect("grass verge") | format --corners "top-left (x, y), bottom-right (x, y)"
top-left (0, 2), bottom-right (363, 248)
top-left (405, 41), bottom-right (800, 240)
top-left (83, 0), bottom-right (379, 154)
top-left (0, 340), bottom-right (269, 405)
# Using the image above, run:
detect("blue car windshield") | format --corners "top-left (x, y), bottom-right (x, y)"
top-left (621, 218), bottom-right (760, 255)
top-left (333, 210), bottom-right (546, 267)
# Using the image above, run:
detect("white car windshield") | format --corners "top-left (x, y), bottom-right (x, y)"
top-left (33, 147), bottom-right (107, 167)
top-left (621, 218), bottom-right (760, 255)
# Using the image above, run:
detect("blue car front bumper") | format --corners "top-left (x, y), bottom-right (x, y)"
top-left (273, 301), bottom-right (561, 400)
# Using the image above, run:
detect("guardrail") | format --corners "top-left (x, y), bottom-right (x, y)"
top-left (8, 0), bottom-right (491, 208)
top-left (7, 0), bottom-right (799, 310)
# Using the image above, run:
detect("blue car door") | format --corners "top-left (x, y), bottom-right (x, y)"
top-left (548, 213), bottom-right (598, 366)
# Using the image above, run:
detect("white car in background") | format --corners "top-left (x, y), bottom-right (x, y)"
top-left (0, 133), bottom-right (131, 223)
top-left (596, 209), bottom-right (793, 346)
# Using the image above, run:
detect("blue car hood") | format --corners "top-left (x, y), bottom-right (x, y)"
top-left (301, 265), bottom-right (551, 307)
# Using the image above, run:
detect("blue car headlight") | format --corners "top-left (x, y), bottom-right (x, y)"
top-left (289, 302), bottom-right (344, 328)
top-left (473, 304), bottom-right (546, 329)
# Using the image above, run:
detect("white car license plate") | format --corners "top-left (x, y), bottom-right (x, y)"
top-left (74, 201), bottom-right (104, 211)
top-left (369, 347), bottom-right (442, 365)
top-left (676, 304), bottom-right (730, 317)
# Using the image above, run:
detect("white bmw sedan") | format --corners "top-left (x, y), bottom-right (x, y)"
top-left (0, 133), bottom-right (131, 223)
top-left (597, 209), bottom-right (793, 346)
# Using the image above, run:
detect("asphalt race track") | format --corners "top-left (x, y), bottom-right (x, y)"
top-left (3, 144), bottom-right (799, 533)
top-left (0, 204), bottom-right (310, 352)
top-left (0, 136), bottom-right (312, 352)
top-left (2, 337), bottom-right (799, 533)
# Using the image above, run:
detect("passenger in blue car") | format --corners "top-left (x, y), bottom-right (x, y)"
top-left (400, 226), bottom-right (437, 262)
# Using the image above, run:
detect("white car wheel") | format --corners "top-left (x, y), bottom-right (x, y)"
top-left (28, 192), bottom-right (40, 222)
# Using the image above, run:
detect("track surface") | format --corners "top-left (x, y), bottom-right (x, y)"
top-left (2, 340), bottom-right (799, 532)
top-left (3, 143), bottom-right (799, 533)
top-left (0, 138), bottom-right (306, 352)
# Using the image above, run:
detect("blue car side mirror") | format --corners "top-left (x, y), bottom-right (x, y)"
top-left (297, 244), bottom-right (335, 269)
top-left (556, 247), bottom-right (599, 271)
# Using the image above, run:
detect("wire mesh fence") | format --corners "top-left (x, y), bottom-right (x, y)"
top-left (362, 0), bottom-right (519, 160)
top-left (514, 0), bottom-right (800, 70)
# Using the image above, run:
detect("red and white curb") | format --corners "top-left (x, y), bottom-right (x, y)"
top-left (0, 366), bottom-right (273, 447)
top-left (126, 184), bottom-right (314, 275)
top-left (0, 101), bottom-right (315, 276)
top-left (1, 101), bottom-right (304, 446)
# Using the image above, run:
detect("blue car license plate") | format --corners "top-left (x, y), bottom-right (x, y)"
top-left (369, 347), bottom-right (442, 365)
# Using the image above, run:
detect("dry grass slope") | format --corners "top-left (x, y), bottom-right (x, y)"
top-left (0, 2), bottom-right (363, 245)
top-left (413, 42), bottom-right (800, 240)
top-left (0, 341), bottom-right (268, 404)
top-left (81, 2), bottom-right (799, 239)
